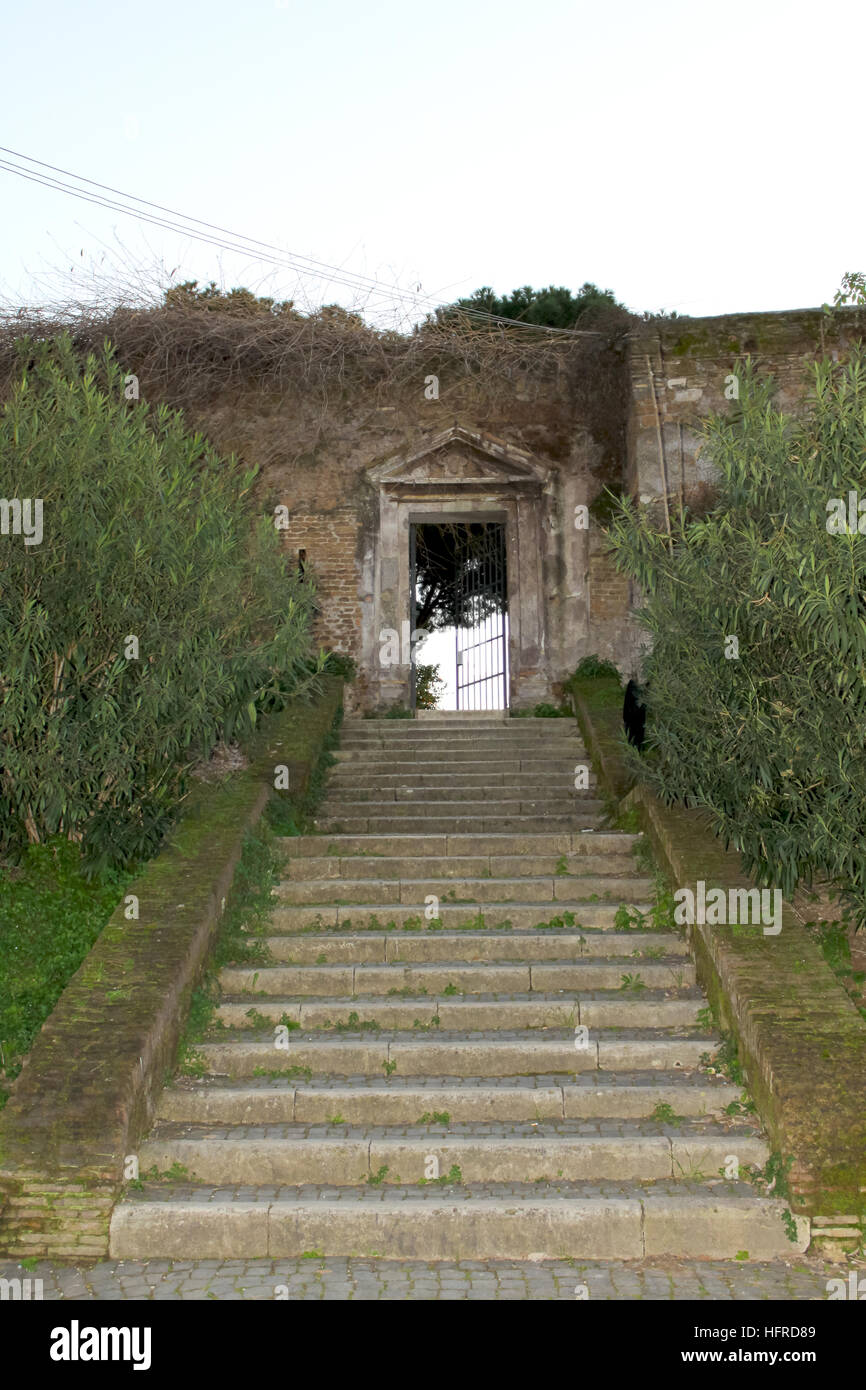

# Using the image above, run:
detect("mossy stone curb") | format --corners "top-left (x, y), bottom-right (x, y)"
top-left (0, 677), bottom-right (342, 1257)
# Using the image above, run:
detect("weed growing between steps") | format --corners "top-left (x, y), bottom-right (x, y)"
top-left (651, 1102), bottom-right (687, 1127)
top-left (243, 1009), bottom-right (300, 1031)
top-left (695, 1003), bottom-right (803, 1245)
top-left (266, 702), bottom-right (344, 837)
top-left (611, 853), bottom-right (681, 935)
top-left (173, 812), bottom-right (287, 1079)
top-left (172, 702), bottom-right (344, 1076)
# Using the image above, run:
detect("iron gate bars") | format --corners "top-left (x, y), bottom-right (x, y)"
top-left (455, 523), bottom-right (508, 710)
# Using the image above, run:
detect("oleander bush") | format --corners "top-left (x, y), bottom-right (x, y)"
top-left (0, 333), bottom-right (324, 872)
top-left (607, 352), bottom-right (866, 925)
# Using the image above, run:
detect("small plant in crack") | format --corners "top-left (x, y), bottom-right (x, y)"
top-left (619, 973), bottom-right (647, 993)
top-left (650, 1101), bottom-right (686, 1127)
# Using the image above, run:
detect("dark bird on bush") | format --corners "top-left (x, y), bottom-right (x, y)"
top-left (623, 679), bottom-right (648, 751)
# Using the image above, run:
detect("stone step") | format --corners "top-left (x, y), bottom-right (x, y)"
top-left (273, 874), bottom-right (653, 906)
top-left (214, 993), bottom-right (702, 1030)
top-left (110, 1186), bottom-right (806, 1261)
top-left (343, 715), bottom-right (576, 726)
top-left (338, 727), bottom-right (584, 742)
top-left (221, 959), bottom-right (694, 996)
top-left (280, 832), bottom-right (640, 858)
top-left (260, 932), bottom-right (689, 963)
top-left (328, 765), bottom-right (598, 783)
top-left (136, 1126), bottom-right (769, 1186)
top-left (337, 733), bottom-right (585, 747)
top-left (338, 717), bottom-right (583, 728)
top-left (315, 815), bottom-right (602, 835)
top-left (157, 1076), bottom-right (742, 1125)
top-left (195, 1034), bottom-right (713, 1077)
top-left (319, 797), bottom-right (605, 817)
top-left (322, 783), bottom-right (598, 802)
top-left (332, 753), bottom-right (587, 769)
top-left (281, 853), bottom-right (638, 881)
top-left (267, 901), bottom-right (654, 931)
top-left (110, 707), bottom-right (795, 1269)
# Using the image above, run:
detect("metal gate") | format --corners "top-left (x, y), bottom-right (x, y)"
top-left (455, 523), bottom-right (508, 710)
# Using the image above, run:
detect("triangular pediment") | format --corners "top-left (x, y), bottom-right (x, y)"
top-left (369, 425), bottom-right (545, 487)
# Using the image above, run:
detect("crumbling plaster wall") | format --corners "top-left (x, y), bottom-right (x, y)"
top-left (183, 358), bottom-right (628, 709)
top-left (173, 309), bottom-right (866, 708)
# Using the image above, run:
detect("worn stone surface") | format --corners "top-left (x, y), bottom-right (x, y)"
top-left (109, 716), bottom-right (805, 1262)
top-left (1, 1253), bottom-right (854, 1300)
top-left (173, 306), bottom-right (866, 709)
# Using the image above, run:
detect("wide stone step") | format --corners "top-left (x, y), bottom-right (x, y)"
top-left (136, 1125), bottom-right (769, 1186)
top-left (220, 959), bottom-right (694, 996)
top-left (260, 931), bottom-right (690, 962)
top-left (323, 772), bottom-right (594, 795)
top-left (273, 874), bottom-right (653, 906)
top-left (318, 798), bottom-right (606, 819)
top-left (335, 728), bottom-right (586, 739)
top-left (282, 853), bottom-right (638, 881)
top-left (157, 1075), bottom-right (742, 1124)
top-left (332, 753), bottom-right (588, 769)
top-left (280, 832), bottom-right (640, 858)
top-left (322, 784), bottom-right (598, 803)
top-left (267, 901), bottom-right (655, 931)
top-left (110, 1186), bottom-right (805, 1261)
top-left (336, 717), bottom-right (584, 730)
top-left (195, 1034), bottom-right (713, 1077)
top-left (336, 739), bottom-right (587, 754)
top-left (315, 815), bottom-right (602, 835)
top-left (214, 993), bottom-right (702, 1030)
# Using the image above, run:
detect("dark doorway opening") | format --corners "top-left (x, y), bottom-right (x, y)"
top-left (410, 521), bottom-right (509, 711)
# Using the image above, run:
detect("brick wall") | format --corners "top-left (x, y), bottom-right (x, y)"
top-left (281, 509), bottom-right (361, 657)
top-left (588, 541), bottom-right (629, 621)
top-left (627, 307), bottom-right (866, 501)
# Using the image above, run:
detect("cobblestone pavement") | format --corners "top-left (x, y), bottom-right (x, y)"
top-left (1, 1254), bottom-right (857, 1300)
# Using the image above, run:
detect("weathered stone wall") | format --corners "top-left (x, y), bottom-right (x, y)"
top-left (626, 307), bottom-right (866, 504)
top-left (166, 307), bottom-right (866, 708)
top-left (179, 351), bottom-right (633, 708)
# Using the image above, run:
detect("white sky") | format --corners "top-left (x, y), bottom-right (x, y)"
top-left (1, 0), bottom-right (864, 322)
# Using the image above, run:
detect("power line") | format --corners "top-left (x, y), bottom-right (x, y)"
top-left (0, 146), bottom-right (606, 336)
top-left (0, 159), bottom-right (429, 316)
top-left (0, 142), bottom-right (422, 304)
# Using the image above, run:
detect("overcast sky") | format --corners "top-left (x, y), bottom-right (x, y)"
top-left (1, 0), bottom-right (863, 324)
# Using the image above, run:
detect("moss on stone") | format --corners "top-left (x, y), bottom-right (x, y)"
top-left (0, 678), bottom-right (342, 1251)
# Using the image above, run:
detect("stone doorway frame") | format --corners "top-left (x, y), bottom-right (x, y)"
top-left (363, 426), bottom-right (550, 712)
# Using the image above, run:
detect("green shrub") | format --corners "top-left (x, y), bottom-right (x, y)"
top-left (606, 352), bottom-right (866, 925)
top-left (566, 656), bottom-right (622, 682)
top-left (323, 652), bottom-right (356, 681)
top-left (0, 334), bottom-right (323, 872)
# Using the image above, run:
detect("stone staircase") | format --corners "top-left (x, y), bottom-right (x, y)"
top-left (111, 714), bottom-right (803, 1261)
